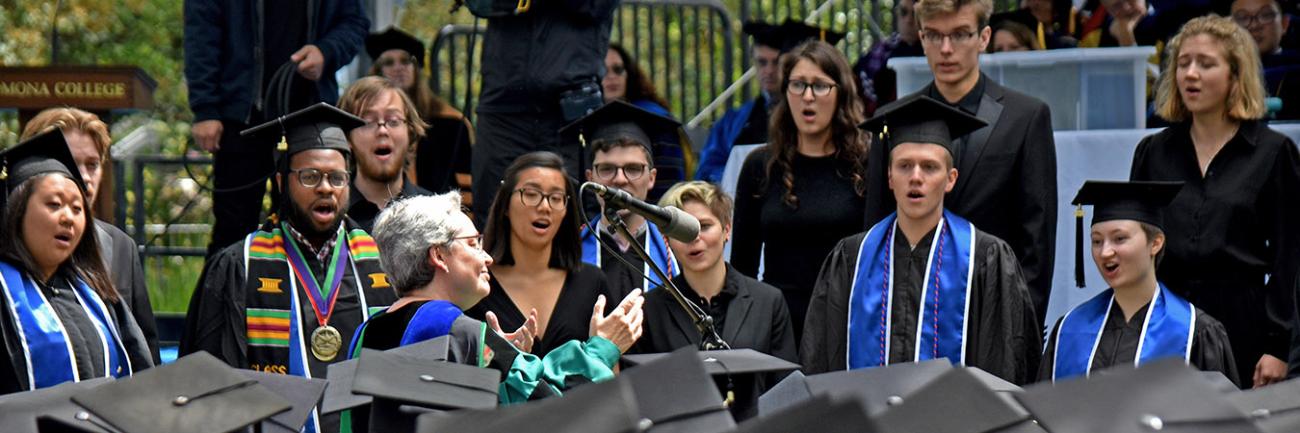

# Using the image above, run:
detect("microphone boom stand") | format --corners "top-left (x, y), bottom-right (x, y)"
top-left (602, 206), bottom-right (729, 350)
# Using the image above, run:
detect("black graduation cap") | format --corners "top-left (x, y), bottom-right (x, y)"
top-left (558, 100), bottom-right (682, 151)
top-left (238, 369), bottom-right (329, 433)
top-left (319, 335), bottom-right (453, 416)
top-left (743, 19), bottom-right (847, 52)
top-left (67, 351), bottom-right (292, 433)
top-left (0, 129), bottom-right (87, 208)
top-left (350, 347), bottom-right (500, 433)
top-left (239, 102), bottom-right (364, 163)
top-left (617, 346), bottom-right (737, 432)
top-left (870, 367), bottom-right (1039, 433)
top-left (365, 27), bottom-right (425, 66)
top-left (758, 358), bottom-right (951, 417)
top-left (414, 373), bottom-right (647, 433)
top-left (0, 378), bottom-right (113, 433)
top-left (1227, 376), bottom-right (1300, 433)
top-left (733, 395), bottom-right (875, 433)
top-left (859, 93), bottom-right (988, 155)
top-left (623, 348), bottom-right (801, 420)
top-left (1069, 180), bottom-right (1184, 287)
top-left (1016, 358), bottom-right (1263, 433)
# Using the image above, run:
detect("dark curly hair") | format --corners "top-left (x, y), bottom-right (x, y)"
top-left (608, 43), bottom-right (670, 110)
top-left (763, 40), bottom-right (869, 208)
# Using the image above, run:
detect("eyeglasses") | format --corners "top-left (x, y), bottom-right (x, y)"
top-left (378, 55), bottom-right (415, 68)
top-left (359, 117), bottom-right (406, 132)
top-left (1232, 10), bottom-right (1279, 27)
top-left (448, 233), bottom-right (484, 252)
top-left (787, 80), bottom-right (837, 97)
top-left (592, 163), bottom-right (648, 181)
top-left (290, 168), bottom-right (349, 188)
top-left (516, 187), bottom-right (568, 208)
top-left (608, 64), bottom-right (626, 76)
top-left (920, 30), bottom-right (980, 46)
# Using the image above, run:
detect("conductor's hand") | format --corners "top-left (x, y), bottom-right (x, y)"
top-left (487, 308), bottom-right (538, 354)
top-left (292, 45), bottom-right (325, 81)
top-left (192, 120), bottom-right (223, 153)
top-left (1253, 354), bottom-right (1287, 388)
top-left (589, 289), bottom-right (644, 353)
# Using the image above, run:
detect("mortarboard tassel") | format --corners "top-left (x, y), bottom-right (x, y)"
top-left (1074, 204), bottom-right (1085, 288)
top-left (277, 135), bottom-right (288, 153)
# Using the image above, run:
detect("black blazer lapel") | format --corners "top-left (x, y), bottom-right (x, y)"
top-left (664, 291), bottom-right (703, 347)
top-left (952, 83), bottom-right (1005, 199)
top-left (721, 286), bottom-right (754, 345)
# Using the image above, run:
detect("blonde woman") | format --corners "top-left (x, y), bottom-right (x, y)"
top-left (1129, 15), bottom-right (1300, 389)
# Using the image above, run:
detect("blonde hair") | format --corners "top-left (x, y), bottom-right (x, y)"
top-left (20, 107), bottom-right (111, 157)
top-left (338, 76), bottom-right (430, 143)
top-left (1154, 15), bottom-right (1267, 122)
top-left (915, 0), bottom-right (994, 28)
top-left (657, 181), bottom-right (733, 227)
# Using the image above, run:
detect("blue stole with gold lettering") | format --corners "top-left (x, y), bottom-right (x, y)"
top-left (0, 260), bottom-right (131, 390)
top-left (847, 210), bottom-right (975, 369)
top-left (1051, 283), bottom-right (1195, 381)
top-left (581, 216), bottom-right (679, 291)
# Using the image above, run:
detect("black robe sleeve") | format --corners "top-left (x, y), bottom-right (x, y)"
top-left (730, 148), bottom-right (767, 279)
top-left (179, 244), bottom-right (248, 367)
top-left (967, 234), bottom-right (1042, 385)
top-left (1192, 308), bottom-right (1240, 388)
top-left (1038, 317), bottom-right (1063, 383)
top-left (97, 221), bottom-right (160, 365)
top-left (799, 234), bottom-right (863, 374)
top-left (109, 293), bottom-right (157, 372)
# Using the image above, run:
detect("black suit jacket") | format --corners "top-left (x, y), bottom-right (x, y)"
top-left (636, 266), bottom-right (797, 361)
top-left (863, 78), bottom-right (1057, 324)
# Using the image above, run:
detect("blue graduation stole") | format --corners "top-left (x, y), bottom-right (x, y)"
top-left (697, 99), bottom-right (757, 182)
top-left (0, 260), bottom-right (131, 390)
top-left (846, 211), bottom-right (976, 369)
top-left (580, 216), bottom-right (679, 291)
top-left (1051, 283), bottom-right (1195, 381)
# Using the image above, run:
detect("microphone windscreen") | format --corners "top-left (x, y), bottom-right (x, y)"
top-left (662, 206), bottom-right (701, 243)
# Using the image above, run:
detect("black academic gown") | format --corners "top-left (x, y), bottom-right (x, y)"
top-left (0, 266), bottom-right (154, 395)
top-left (1039, 300), bottom-right (1239, 386)
top-left (95, 220), bottom-right (160, 364)
top-left (800, 227), bottom-right (1043, 385)
top-left (414, 115), bottom-right (474, 194)
top-left (863, 78), bottom-right (1058, 325)
top-left (635, 265), bottom-right (797, 419)
top-left (464, 263), bottom-right (614, 359)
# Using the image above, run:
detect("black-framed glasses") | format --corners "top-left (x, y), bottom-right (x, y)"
top-left (516, 187), bottom-right (568, 208)
top-left (608, 64), bottom-right (627, 76)
top-left (447, 233), bottom-right (484, 252)
top-left (787, 80), bottom-right (837, 97)
top-left (920, 30), bottom-right (979, 46)
top-left (290, 168), bottom-right (349, 188)
top-left (1232, 9), bottom-right (1279, 27)
top-left (592, 163), bottom-right (648, 181)
top-left (378, 55), bottom-right (416, 68)
top-left (359, 117), bottom-right (406, 132)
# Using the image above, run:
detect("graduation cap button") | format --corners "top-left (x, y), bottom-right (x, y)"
top-left (173, 395), bottom-right (190, 406)
top-left (637, 418), bottom-right (654, 431)
top-left (1140, 414), bottom-right (1163, 430)
top-left (1250, 408), bottom-right (1270, 418)
top-left (76, 411), bottom-right (90, 421)
top-left (419, 375), bottom-right (435, 383)
top-left (886, 395), bottom-right (904, 406)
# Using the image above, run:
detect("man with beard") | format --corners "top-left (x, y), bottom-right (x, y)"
top-left (181, 103), bottom-right (397, 433)
top-left (337, 76), bottom-right (433, 232)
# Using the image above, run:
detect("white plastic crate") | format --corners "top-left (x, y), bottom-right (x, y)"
top-left (888, 46), bottom-right (1157, 130)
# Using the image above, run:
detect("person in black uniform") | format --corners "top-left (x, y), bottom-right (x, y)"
top-left (0, 131), bottom-right (154, 394)
top-left (732, 40), bottom-right (869, 343)
top-left (465, 152), bottom-right (643, 358)
top-left (634, 181), bottom-right (796, 418)
top-left (1130, 16), bottom-right (1300, 388)
top-left (1041, 181), bottom-right (1237, 385)
top-left (180, 104), bottom-right (398, 433)
top-left (864, 0), bottom-right (1058, 325)
top-left (337, 76), bottom-right (433, 232)
top-left (20, 107), bottom-right (160, 364)
top-left (364, 27), bottom-right (475, 199)
top-left (802, 94), bottom-right (1041, 385)
top-left (470, 0), bottom-right (619, 225)
top-left (571, 102), bottom-right (682, 300)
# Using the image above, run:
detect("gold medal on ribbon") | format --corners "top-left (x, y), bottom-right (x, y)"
top-left (310, 325), bottom-right (342, 361)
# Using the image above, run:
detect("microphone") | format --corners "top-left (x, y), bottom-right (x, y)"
top-left (583, 182), bottom-right (700, 242)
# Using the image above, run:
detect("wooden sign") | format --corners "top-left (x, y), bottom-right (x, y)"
top-left (0, 66), bottom-right (155, 111)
